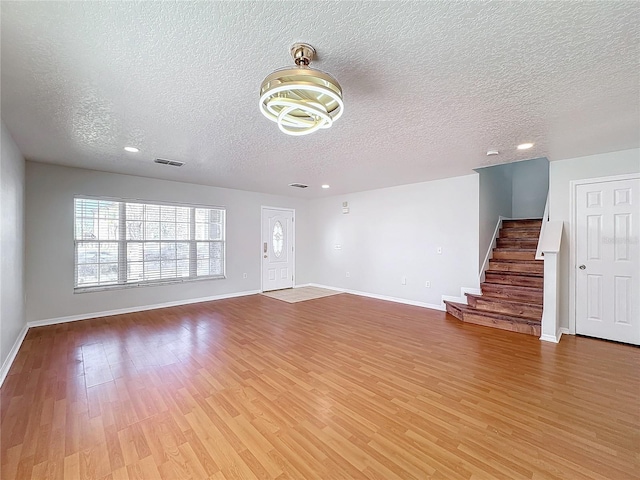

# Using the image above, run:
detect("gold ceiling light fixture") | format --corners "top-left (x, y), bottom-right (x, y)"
top-left (259, 43), bottom-right (343, 136)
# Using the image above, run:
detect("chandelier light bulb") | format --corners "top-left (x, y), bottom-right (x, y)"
top-left (259, 43), bottom-right (343, 136)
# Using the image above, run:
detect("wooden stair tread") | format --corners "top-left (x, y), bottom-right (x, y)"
top-left (482, 283), bottom-right (543, 305)
top-left (486, 269), bottom-right (543, 278)
top-left (483, 274), bottom-right (544, 289)
top-left (490, 259), bottom-right (542, 263)
top-left (489, 258), bottom-right (544, 273)
top-left (500, 226), bottom-right (541, 229)
top-left (445, 301), bottom-right (541, 325)
top-left (488, 262), bottom-right (543, 274)
top-left (466, 293), bottom-right (542, 308)
top-left (481, 283), bottom-right (544, 304)
top-left (502, 219), bottom-right (542, 226)
top-left (500, 228), bottom-right (541, 232)
top-left (493, 248), bottom-right (537, 252)
top-left (465, 295), bottom-right (543, 320)
top-left (499, 230), bottom-right (540, 238)
top-left (496, 240), bottom-right (538, 247)
top-left (482, 282), bottom-right (542, 293)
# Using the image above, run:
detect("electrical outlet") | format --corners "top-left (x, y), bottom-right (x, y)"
top-left (425, 281), bottom-right (431, 288)
top-left (243, 273), bottom-right (247, 279)
top-left (346, 271), bottom-right (350, 277)
top-left (401, 276), bottom-right (406, 285)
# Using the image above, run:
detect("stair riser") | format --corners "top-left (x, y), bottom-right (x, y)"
top-left (467, 297), bottom-right (542, 320)
top-left (496, 239), bottom-right (538, 249)
top-left (489, 261), bottom-right (543, 274)
top-left (445, 302), bottom-right (464, 321)
top-left (484, 272), bottom-right (543, 288)
top-left (502, 220), bottom-right (543, 229)
top-left (481, 285), bottom-right (543, 304)
top-left (463, 312), bottom-right (541, 336)
top-left (500, 229), bottom-right (540, 239)
top-left (492, 250), bottom-right (537, 261)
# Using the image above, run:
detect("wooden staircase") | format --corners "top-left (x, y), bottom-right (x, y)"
top-left (445, 219), bottom-right (543, 336)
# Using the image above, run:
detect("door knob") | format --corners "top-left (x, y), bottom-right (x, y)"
top-left (579, 264), bottom-right (586, 270)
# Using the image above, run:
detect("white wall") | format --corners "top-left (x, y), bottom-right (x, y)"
top-left (477, 163), bottom-right (512, 269)
top-left (25, 162), bottom-right (311, 323)
top-left (549, 148), bottom-right (640, 330)
top-left (24, 148), bottom-right (637, 333)
top-left (1, 122), bottom-right (26, 369)
top-left (476, 157), bottom-right (549, 269)
top-left (308, 174), bottom-right (480, 307)
top-left (512, 157), bottom-right (549, 218)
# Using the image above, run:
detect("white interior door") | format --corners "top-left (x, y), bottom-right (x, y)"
top-left (261, 207), bottom-right (294, 292)
top-left (576, 177), bottom-right (640, 345)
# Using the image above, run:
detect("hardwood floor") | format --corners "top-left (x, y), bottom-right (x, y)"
top-left (1, 293), bottom-right (638, 479)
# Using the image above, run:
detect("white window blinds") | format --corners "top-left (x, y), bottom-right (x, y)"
top-left (74, 197), bottom-right (225, 291)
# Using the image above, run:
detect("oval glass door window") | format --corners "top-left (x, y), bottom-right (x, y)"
top-left (272, 221), bottom-right (284, 258)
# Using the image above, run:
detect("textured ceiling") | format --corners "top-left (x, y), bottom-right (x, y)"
top-left (1, 1), bottom-right (639, 197)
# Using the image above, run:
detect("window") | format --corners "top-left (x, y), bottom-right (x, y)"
top-left (272, 220), bottom-right (284, 258)
top-left (74, 197), bottom-right (225, 291)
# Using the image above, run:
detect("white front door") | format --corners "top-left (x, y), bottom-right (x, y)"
top-left (576, 177), bottom-right (640, 345)
top-left (261, 207), bottom-right (294, 292)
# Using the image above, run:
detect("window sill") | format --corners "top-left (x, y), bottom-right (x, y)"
top-left (74, 275), bottom-right (226, 293)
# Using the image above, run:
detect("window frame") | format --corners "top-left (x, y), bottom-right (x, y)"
top-left (73, 195), bottom-right (226, 293)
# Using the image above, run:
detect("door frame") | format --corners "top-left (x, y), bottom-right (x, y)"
top-left (569, 172), bottom-right (640, 335)
top-left (260, 206), bottom-right (296, 292)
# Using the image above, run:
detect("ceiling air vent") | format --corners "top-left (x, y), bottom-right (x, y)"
top-left (154, 158), bottom-right (185, 167)
top-left (288, 183), bottom-right (308, 188)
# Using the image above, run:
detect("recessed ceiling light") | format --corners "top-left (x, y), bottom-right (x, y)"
top-left (321, 184), bottom-right (330, 189)
top-left (486, 150), bottom-right (499, 156)
top-left (517, 143), bottom-right (534, 150)
top-left (124, 146), bottom-right (139, 153)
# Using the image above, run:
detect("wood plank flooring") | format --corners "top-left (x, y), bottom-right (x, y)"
top-left (1, 293), bottom-right (639, 479)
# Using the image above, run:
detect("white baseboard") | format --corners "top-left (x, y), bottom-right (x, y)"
top-left (307, 283), bottom-right (444, 311)
top-left (441, 286), bottom-right (482, 308)
top-left (0, 324), bottom-right (29, 387)
top-left (539, 333), bottom-right (560, 343)
top-left (540, 327), bottom-right (569, 343)
top-left (27, 289), bottom-right (261, 328)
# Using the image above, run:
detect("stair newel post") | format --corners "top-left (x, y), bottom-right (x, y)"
top-left (540, 251), bottom-right (559, 342)
top-left (539, 221), bottom-right (564, 343)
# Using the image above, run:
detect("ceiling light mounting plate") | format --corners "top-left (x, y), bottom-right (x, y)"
top-left (291, 43), bottom-right (316, 66)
